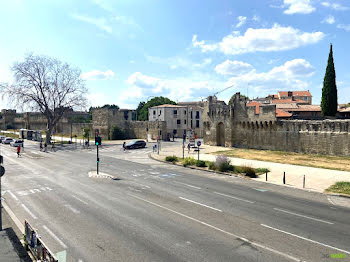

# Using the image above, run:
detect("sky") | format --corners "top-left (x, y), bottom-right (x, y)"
top-left (0, 0), bottom-right (349, 110)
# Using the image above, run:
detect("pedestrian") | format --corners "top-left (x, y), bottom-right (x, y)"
top-left (44, 142), bottom-right (47, 152)
top-left (40, 142), bottom-right (43, 151)
top-left (17, 145), bottom-right (21, 157)
top-left (51, 142), bottom-right (55, 152)
top-left (187, 142), bottom-right (191, 153)
top-left (154, 144), bottom-right (157, 152)
top-left (122, 142), bottom-right (126, 152)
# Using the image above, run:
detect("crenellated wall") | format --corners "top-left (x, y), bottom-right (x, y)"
top-left (203, 93), bottom-right (350, 156)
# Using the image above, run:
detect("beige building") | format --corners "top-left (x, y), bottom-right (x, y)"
top-left (148, 104), bottom-right (203, 139)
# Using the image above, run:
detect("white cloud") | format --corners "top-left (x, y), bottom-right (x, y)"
top-left (71, 14), bottom-right (112, 33)
top-left (337, 24), bottom-right (350, 31)
top-left (225, 59), bottom-right (314, 95)
top-left (215, 60), bottom-right (253, 76)
top-left (283, 0), bottom-right (315, 14)
top-left (321, 2), bottom-right (349, 10)
top-left (236, 16), bottom-right (247, 28)
top-left (252, 15), bottom-right (260, 22)
top-left (192, 24), bottom-right (325, 55)
top-left (322, 15), bottom-right (335, 24)
top-left (81, 70), bottom-right (115, 80)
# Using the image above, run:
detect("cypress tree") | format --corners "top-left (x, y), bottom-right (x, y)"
top-left (321, 44), bottom-right (338, 116)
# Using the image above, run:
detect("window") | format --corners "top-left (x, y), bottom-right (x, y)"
top-left (191, 120), bottom-right (193, 128)
top-left (159, 110), bottom-right (161, 115)
top-left (196, 120), bottom-right (200, 128)
top-left (173, 110), bottom-right (177, 114)
top-left (196, 111), bottom-right (200, 119)
top-left (190, 111), bottom-right (193, 119)
top-left (153, 110), bottom-right (156, 115)
top-left (173, 129), bottom-right (177, 134)
top-left (184, 119), bottom-right (187, 124)
top-left (184, 110), bottom-right (186, 115)
top-left (177, 119), bottom-right (181, 125)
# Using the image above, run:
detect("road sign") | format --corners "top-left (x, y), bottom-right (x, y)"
top-left (0, 166), bottom-right (5, 177)
top-left (197, 141), bottom-right (201, 147)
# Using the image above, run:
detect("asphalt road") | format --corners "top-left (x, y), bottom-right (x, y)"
top-left (1, 141), bottom-right (350, 262)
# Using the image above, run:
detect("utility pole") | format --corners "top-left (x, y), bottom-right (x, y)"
top-left (0, 155), bottom-right (5, 231)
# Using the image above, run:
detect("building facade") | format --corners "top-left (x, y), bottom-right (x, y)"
top-left (148, 104), bottom-right (203, 139)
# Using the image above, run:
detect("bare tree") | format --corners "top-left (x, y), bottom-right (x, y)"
top-left (0, 54), bottom-right (87, 144)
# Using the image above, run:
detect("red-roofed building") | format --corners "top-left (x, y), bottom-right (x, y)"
top-left (277, 91), bottom-right (312, 104)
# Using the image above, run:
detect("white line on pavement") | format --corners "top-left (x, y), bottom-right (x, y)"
top-left (72, 195), bottom-right (89, 205)
top-left (273, 208), bottom-right (334, 225)
top-left (174, 181), bottom-right (201, 190)
top-left (129, 194), bottom-right (300, 262)
top-left (43, 225), bottom-right (68, 249)
top-left (21, 204), bottom-right (38, 219)
top-left (2, 201), bottom-right (25, 233)
top-left (64, 204), bottom-right (80, 214)
top-left (179, 197), bottom-right (222, 212)
top-left (213, 192), bottom-right (255, 204)
top-left (261, 224), bottom-right (350, 255)
top-left (132, 182), bottom-right (151, 189)
top-left (8, 190), bottom-right (19, 201)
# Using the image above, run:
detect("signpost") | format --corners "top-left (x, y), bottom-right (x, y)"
top-left (95, 133), bottom-right (101, 175)
top-left (0, 156), bottom-right (4, 230)
top-left (196, 141), bottom-right (201, 161)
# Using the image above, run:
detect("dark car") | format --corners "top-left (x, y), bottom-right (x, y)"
top-left (126, 140), bottom-right (146, 149)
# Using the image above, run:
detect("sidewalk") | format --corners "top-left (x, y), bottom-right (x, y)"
top-left (152, 143), bottom-right (350, 193)
top-left (0, 205), bottom-right (32, 262)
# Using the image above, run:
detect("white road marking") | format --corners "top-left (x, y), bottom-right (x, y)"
top-left (179, 197), bottom-right (222, 212)
top-left (21, 204), bottom-right (38, 219)
top-left (72, 195), bottom-right (88, 205)
top-left (273, 208), bottom-right (334, 225)
top-left (213, 192), bottom-right (255, 204)
top-left (261, 224), bottom-right (350, 255)
top-left (174, 181), bottom-right (201, 190)
top-left (8, 190), bottom-right (19, 201)
top-left (132, 182), bottom-right (151, 189)
top-left (254, 188), bottom-right (267, 192)
top-left (130, 194), bottom-right (300, 262)
top-left (64, 204), bottom-right (80, 214)
top-left (43, 225), bottom-right (68, 249)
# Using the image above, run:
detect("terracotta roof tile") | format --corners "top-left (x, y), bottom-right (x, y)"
top-left (276, 109), bottom-right (292, 118)
top-left (278, 91), bottom-right (312, 97)
top-left (247, 101), bottom-right (261, 114)
top-left (151, 104), bottom-right (184, 108)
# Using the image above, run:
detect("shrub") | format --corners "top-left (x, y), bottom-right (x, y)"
top-left (182, 157), bottom-right (196, 167)
top-left (195, 160), bottom-right (207, 167)
top-left (215, 155), bottom-right (234, 172)
top-left (208, 161), bottom-right (217, 170)
top-left (255, 168), bottom-right (270, 174)
top-left (166, 156), bottom-right (178, 163)
top-left (110, 126), bottom-right (126, 140)
top-left (236, 166), bottom-right (257, 178)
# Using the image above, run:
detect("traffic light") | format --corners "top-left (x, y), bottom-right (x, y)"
top-left (95, 136), bottom-right (102, 146)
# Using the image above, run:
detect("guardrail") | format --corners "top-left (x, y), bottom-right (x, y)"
top-left (24, 220), bottom-right (58, 262)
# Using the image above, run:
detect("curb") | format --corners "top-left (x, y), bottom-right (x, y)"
top-left (326, 193), bottom-right (350, 199)
top-left (148, 153), bottom-right (348, 198)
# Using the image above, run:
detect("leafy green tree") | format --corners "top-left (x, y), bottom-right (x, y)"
top-left (136, 101), bottom-right (145, 120)
top-left (228, 94), bottom-right (249, 105)
top-left (321, 44), bottom-right (338, 117)
top-left (137, 97), bottom-right (176, 121)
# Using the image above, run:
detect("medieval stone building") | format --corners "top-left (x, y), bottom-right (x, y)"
top-left (203, 93), bottom-right (350, 156)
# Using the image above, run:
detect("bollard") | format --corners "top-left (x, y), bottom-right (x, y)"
top-left (303, 175), bottom-right (305, 188)
top-left (283, 172), bottom-right (286, 184)
top-left (265, 171), bottom-right (268, 181)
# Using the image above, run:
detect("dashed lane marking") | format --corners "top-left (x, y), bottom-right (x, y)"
top-left (21, 204), bottom-right (38, 219)
top-left (179, 197), bottom-right (222, 212)
top-left (43, 225), bottom-right (68, 249)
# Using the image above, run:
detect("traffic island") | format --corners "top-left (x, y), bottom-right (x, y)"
top-left (88, 171), bottom-right (115, 179)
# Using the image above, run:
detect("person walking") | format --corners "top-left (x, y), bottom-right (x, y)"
top-left (187, 142), bottom-right (191, 154)
top-left (17, 145), bottom-right (21, 157)
top-left (40, 142), bottom-right (43, 151)
top-left (122, 142), bottom-right (126, 152)
top-left (44, 142), bottom-right (47, 152)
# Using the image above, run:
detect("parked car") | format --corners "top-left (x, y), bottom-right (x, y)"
top-left (2, 137), bottom-right (14, 144)
top-left (125, 140), bottom-right (146, 149)
top-left (0, 136), bottom-right (6, 143)
top-left (10, 139), bottom-right (24, 147)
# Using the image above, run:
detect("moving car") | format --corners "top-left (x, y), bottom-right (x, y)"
top-left (125, 140), bottom-right (146, 149)
top-left (0, 136), bottom-right (6, 143)
top-left (10, 139), bottom-right (24, 147)
top-left (2, 137), bottom-right (14, 144)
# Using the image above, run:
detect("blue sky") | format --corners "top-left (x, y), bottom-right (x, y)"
top-left (0, 0), bottom-right (349, 109)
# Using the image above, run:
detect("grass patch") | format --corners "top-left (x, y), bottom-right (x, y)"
top-left (207, 161), bottom-right (216, 170)
top-left (235, 166), bottom-right (256, 178)
top-left (326, 182), bottom-right (350, 196)
top-left (214, 148), bottom-right (350, 172)
top-left (254, 168), bottom-right (270, 174)
top-left (165, 156), bottom-right (179, 163)
top-left (0, 132), bottom-right (19, 139)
